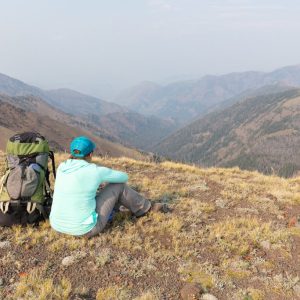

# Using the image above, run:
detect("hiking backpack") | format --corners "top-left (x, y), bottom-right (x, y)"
top-left (0, 132), bottom-right (56, 222)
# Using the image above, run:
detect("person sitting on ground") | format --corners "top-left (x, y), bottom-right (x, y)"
top-left (50, 136), bottom-right (167, 238)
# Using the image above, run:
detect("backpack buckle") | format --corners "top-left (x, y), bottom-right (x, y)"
top-left (0, 202), bottom-right (9, 214)
top-left (26, 202), bottom-right (37, 214)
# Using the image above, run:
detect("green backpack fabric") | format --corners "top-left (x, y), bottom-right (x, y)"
top-left (0, 132), bottom-right (55, 217)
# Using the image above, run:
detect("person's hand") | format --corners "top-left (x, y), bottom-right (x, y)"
top-left (99, 182), bottom-right (108, 189)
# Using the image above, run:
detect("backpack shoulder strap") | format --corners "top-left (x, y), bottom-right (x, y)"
top-left (0, 170), bottom-right (11, 213)
top-left (0, 170), bottom-right (10, 198)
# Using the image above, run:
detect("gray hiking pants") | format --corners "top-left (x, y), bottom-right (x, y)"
top-left (85, 183), bottom-right (151, 238)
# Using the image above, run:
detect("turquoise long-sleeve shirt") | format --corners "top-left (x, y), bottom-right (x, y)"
top-left (50, 159), bottom-right (128, 236)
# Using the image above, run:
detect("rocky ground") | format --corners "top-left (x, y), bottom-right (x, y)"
top-left (0, 153), bottom-right (300, 300)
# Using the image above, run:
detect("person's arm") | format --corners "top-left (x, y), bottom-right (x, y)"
top-left (97, 166), bottom-right (128, 184)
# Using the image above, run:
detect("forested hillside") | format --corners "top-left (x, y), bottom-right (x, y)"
top-left (155, 89), bottom-right (300, 177)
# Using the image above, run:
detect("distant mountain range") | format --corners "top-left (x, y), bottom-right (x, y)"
top-left (116, 65), bottom-right (300, 124)
top-left (155, 89), bottom-right (300, 177)
top-left (44, 88), bottom-right (126, 118)
top-left (1, 65), bottom-right (300, 177)
top-left (0, 73), bottom-right (124, 116)
top-left (0, 73), bottom-right (177, 149)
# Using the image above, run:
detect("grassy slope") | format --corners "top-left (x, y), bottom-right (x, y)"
top-left (0, 153), bottom-right (300, 300)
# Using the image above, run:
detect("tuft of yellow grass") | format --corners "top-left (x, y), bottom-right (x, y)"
top-left (133, 291), bottom-right (159, 300)
top-left (209, 217), bottom-right (294, 256)
top-left (13, 269), bottom-right (71, 300)
top-left (178, 261), bottom-right (215, 290)
top-left (96, 285), bottom-right (130, 300)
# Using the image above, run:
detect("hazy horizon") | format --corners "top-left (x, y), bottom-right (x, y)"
top-left (1, 0), bottom-right (300, 99)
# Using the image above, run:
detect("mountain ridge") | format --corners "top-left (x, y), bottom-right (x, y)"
top-left (0, 73), bottom-right (125, 116)
top-left (0, 73), bottom-right (178, 149)
top-left (116, 65), bottom-right (300, 124)
top-left (155, 89), bottom-right (300, 177)
top-left (0, 94), bottom-right (144, 159)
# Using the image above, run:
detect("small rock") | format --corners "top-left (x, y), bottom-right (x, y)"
top-left (235, 207), bottom-right (259, 214)
top-left (0, 277), bottom-right (4, 286)
top-left (201, 294), bottom-right (218, 300)
top-left (61, 256), bottom-right (76, 267)
top-left (293, 284), bottom-right (300, 296)
top-left (30, 258), bottom-right (39, 266)
top-left (0, 241), bottom-right (10, 249)
top-left (180, 283), bottom-right (203, 300)
top-left (288, 216), bottom-right (300, 228)
top-left (14, 261), bottom-right (22, 269)
top-left (87, 261), bottom-right (98, 273)
top-left (215, 199), bottom-right (226, 208)
top-left (18, 272), bottom-right (28, 278)
top-left (260, 240), bottom-right (271, 250)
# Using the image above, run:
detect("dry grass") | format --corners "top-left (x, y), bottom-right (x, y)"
top-left (11, 268), bottom-right (71, 300)
top-left (0, 152), bottom-right (300, 299)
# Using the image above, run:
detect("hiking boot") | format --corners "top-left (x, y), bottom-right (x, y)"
top-left (118, 202), bottom-right (171, 218)
top-left (150, 202), bottom-right (170, 213)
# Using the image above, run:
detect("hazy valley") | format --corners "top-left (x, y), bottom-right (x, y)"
top-left (0, 73), bottom-right (177, 151)
top-left (1, 65), bottom-right (300, 177)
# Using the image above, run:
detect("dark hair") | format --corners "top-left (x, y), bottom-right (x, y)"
top-left (69, 151), bottom-right (93, 160)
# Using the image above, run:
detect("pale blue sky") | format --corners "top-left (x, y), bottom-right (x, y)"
top-left (0, 0), bottom-right (300, 98)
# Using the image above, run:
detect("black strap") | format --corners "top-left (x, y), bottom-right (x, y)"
top-left (45, 169), bottom-right (51, 192)
top-left (36, 203), bottom-right (49, 220)
top-left (19, 154), bottom-right (37, 165)
top-left (49, 151), bottom-right (56, 179)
